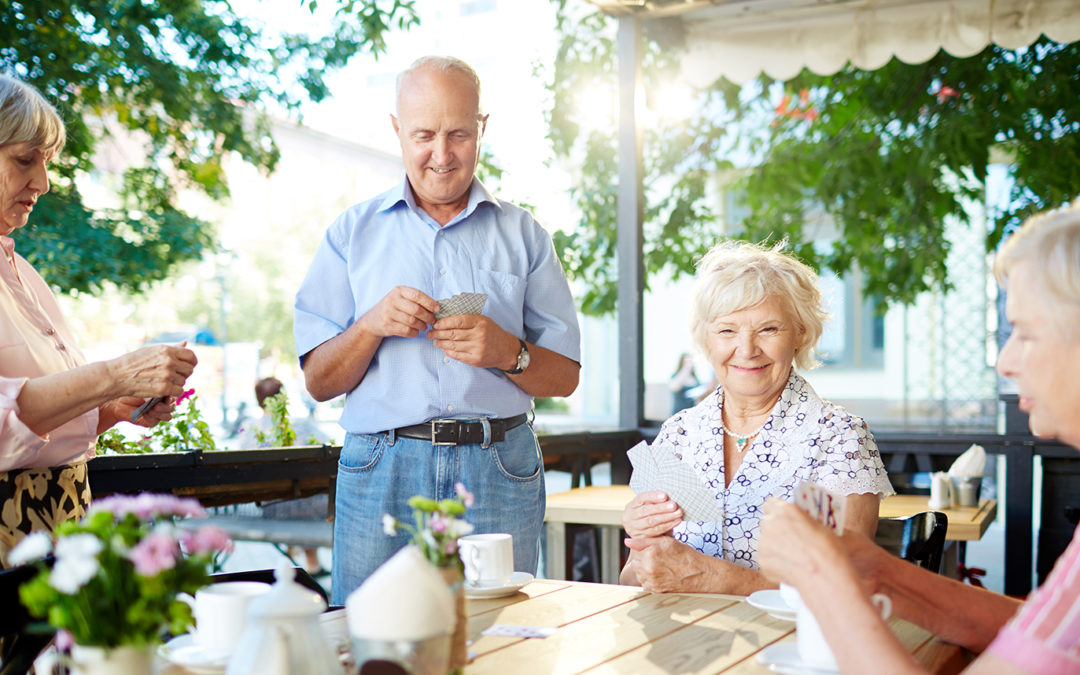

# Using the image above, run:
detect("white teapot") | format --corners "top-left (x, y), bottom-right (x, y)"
top-left (226, 565), bottom-right (341, 675)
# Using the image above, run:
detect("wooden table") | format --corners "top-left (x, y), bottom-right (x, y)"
top-left (545, 485), bottom-right (998, 583)
top-left (464, 579), bottom-right (967, 674)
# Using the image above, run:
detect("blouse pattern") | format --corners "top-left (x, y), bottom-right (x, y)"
top-left (657, 372), bottom-right (893, 570)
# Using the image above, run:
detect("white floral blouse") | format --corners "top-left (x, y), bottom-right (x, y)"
top-left (656, 371), bottom-right (894, 570)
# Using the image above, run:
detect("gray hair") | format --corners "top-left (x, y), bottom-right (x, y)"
top-left (995, 204), bottom-right (1080, 312)
top-left (689, 240), bottom-right (828, 371)
top-left (395, 55), bottom-right (483, 118)
top-left (0, 74), bottom-right (65, 156)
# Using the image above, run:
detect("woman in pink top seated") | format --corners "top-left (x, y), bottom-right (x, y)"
top-left (0, 75), bottom-right (197, 568)
top-left (758, 204), bottom-right (1080, 674)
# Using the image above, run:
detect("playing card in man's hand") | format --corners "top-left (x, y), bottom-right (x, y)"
top-left (435, 292), bottom-right (488, 320)
top-left (792, 480), bottom-right (847, 534)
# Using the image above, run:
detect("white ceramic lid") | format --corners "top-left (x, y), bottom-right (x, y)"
top-left (247, 564), bottom-right (327, 618)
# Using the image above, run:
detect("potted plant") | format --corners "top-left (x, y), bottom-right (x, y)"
top-left (9, 493), bottom-right (232, 675)
top-left (382, 483), bottom-right (475, 673)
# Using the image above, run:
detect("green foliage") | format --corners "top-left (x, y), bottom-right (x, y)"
top-left (1, 0), bottom-right (418, 294)
top-left (96, 390), bottom-right (217, 454)
top-left (548, 4), bottom-right (1080, 313)
top-left (15, 495), bottom-right (230, 647)
top-left (383, 484), bottom-right (475, 569)
top-left (253, 392), bottom-right (299, 447)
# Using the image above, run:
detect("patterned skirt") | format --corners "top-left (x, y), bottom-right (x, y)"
top-left (0, 462), bottom-right (91, 569)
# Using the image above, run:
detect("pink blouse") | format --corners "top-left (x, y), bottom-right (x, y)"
top-left (987, 524), bottom-right (1080, 673)
top-left (0, 236), bottom-right (97, 471)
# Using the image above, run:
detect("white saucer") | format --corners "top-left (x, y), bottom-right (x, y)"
top-left (465, 571), bottom-right (534, 598)
top-left (746, 590), bottom-right (797, 621)
top-left (758, 643), bottom-right (838, 674)
top-left (157, 634), bottom-right (229, 674)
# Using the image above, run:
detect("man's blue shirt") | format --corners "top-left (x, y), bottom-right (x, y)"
top-left (294, 177), bottom-right (581, 434)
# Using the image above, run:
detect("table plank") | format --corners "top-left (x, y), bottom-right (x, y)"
top-left (467, 590), bottom-right (738, 674)
top-left (590, 596), bottom-right (793, 674)
top-left (879, 494), bottom-right (997, 541)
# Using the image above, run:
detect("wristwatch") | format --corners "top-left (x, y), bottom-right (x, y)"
top-left (502, 338), bottom-right (530, 374)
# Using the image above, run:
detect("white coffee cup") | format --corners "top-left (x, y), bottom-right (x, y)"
top-left (458, 533), bottom-right (514, 587)
top-left (796, 592), bottom-right (891, 670)
top-left (180, 581), bottom-right (270, 656)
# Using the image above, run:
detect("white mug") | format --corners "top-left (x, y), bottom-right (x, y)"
top-left (180, 581), bottom-right (270, 656)
top-left (796, 592), bottom-right (891, 670)
top-left (778, 582), bottom-right (801, 610)
top-left (458, 533), bottom-right (514, 587)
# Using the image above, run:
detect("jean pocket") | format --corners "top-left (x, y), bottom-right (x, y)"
top-left (489, 440), bottom-right (541, 482)
top-left (338, 433), bottom-right (385, 474)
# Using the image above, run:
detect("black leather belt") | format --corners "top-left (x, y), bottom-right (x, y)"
top-left (392, 414), bottom-right (529, 446)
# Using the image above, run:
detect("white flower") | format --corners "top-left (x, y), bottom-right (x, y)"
top-left (382, 514), bottom-right (397, 537)
top-left (49, 534), bottom-right (103, 594)
top-left (8, 531), bottom-right (52, 566)
top-left (448, 518), bottom-right (474, 538)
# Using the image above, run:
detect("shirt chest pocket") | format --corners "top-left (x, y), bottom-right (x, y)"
top-left (475, 268), bottom-right (525, 334)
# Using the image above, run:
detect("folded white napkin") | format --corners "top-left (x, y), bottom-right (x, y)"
top-left (948, 444), bottom-right (986, 478)
top-left (345, 546), bottom-right (453, 642)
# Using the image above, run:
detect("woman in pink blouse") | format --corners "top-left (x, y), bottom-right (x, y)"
top-left (0, 75), bottom-right (197, 567)
top-left (759, 205), bottom-right (1080, 674)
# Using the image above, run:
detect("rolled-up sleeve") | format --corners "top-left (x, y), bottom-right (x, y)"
top-left (294, 220), bottom-right (356, 364)
top-left (522, 224), bottom-right (581, 362)
top-left (0, 376), bottom-right (49, 471)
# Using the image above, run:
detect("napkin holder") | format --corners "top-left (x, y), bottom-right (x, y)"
top-left (346, 547), bottom-right (454, 675)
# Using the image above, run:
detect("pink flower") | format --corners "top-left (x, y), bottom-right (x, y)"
top-left (429, 513), bottom-right (449, 534)
top-left (454, 482), bottom-right (474, 508)
top-left (55, 630), bottom-right (74, 651)
top-left (92, 493), bottom-right (206, 521)
top-left (129, 532), bottom-right (180, 576)
top-left (181, 526), bottom-right (233, 555)
top-left (177, 388), bottom-right (195, 404)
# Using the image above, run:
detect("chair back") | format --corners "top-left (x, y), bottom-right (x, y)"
top-left (875, 511), bottom-right (948, 573)
top-left (209, 567), bottom-right (329, 605)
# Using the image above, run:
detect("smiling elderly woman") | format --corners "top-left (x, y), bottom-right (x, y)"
top-left (620, 240), bottom-right (892, 594)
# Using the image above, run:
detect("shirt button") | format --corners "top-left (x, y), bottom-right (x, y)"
top-left (439, 268), bottom-right (446, 275)
top-left (443, 357), bottom-right (450, 364)
top-left (43, 328), bottom-right (55, 336)
top-left (56, 344), bottom-right (66, 351)
top-left (447, 405), bottom-right (454, 412)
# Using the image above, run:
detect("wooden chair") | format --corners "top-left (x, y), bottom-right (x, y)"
top-left (875, 511), bottom-right (948, 573)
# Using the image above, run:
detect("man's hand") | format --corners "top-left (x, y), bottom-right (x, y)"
top-left (427, 314), bottom-right (518, 369)
top-left (360, 286), bottom-right (439, 338)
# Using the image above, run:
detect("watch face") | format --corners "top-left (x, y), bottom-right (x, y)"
top-left (518, 346), bottom-right (531, 371)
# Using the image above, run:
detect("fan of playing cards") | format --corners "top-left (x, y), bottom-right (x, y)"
top-left (435, 292), bottom-right (488, 320)
top-left (627, 441), bottom-right (726, 522)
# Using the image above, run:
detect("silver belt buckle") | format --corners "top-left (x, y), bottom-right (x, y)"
top-left (431, 419), bottom-right (457, 446)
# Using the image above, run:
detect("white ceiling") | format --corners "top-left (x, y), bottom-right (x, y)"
top-left (587, 0), bottom-right (1080, 85)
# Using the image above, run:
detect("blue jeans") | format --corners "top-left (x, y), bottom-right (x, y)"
top-left (330, 423), bottom-right (545, 604)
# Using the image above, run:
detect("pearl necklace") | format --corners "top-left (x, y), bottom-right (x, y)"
top-left (720, 396), bottom-right (768, 452)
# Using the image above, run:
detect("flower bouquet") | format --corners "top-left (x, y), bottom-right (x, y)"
top-left (10, 493), bottom-right (232, 658)
top-left (382, 483), bottom-right (475, 671)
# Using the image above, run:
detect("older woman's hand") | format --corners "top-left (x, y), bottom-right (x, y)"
top-left (622, 490), bottom-right (683, 538)
top-left (759, 498), bottom-right (862, 592)
top-left (105, 344), bottom-right (198, 399)
top-left (103, 396), bottom-right (177, 430)
top-left (624, 536), bottom-right (707, 593)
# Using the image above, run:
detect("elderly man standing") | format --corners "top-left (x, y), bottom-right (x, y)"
top-left (294, 55), bottom-right (581, 602)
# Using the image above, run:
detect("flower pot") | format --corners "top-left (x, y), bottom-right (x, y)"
top-left (69, 643), bottom-right (154, 675)
top-left (438, 565), bottom-right (468, 673)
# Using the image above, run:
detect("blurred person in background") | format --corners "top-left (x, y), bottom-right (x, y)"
top-left (668, 352), bottom-right (699, 414)
top-left (0, 74), bottom-right (197, 567)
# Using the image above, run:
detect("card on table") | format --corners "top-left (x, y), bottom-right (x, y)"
top-left (792, 480), bottom-right (847, 534)
top-left (627, 441), bottom-right (725, 522)
top-left (434, 292), bottom-right (488, 320)
top-left (481, 625), bottom-right (556, 639)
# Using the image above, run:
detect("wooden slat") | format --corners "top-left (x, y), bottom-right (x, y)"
top-left (879, 495), bottom-right (998, 541)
